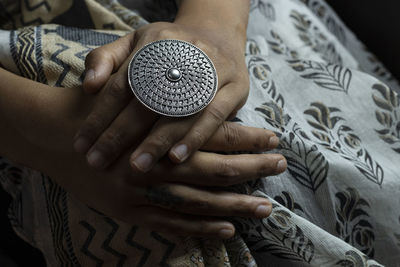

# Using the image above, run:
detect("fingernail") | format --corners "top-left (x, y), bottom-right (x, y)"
top-left (84, 69), bottom-right (95, 83)
top-left (171, 144), bottom-right (188, 162)
top-left (255, 204), bottom-right (272, 218)
top-left (268, 136), bottom-right (280, 148)
top-left (276, 159), bottom-right (287, 173)
top-left (132, 153), bottom-right (153, 172)
top-left (74, 137), bottom-right (91, 154)
top-left (218, 228), bottom-right (234, 239)
top-left (87, 150), bottom-right (106, 169)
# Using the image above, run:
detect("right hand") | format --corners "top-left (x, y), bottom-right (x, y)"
top-left (75, 21), bottom-right (253, 172)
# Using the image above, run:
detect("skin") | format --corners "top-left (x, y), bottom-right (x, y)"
top-left (75, 0), bottom-right (256, 173)
top-left (0, 67), bottom-right (287, 239)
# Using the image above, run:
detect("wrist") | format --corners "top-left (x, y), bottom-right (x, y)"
top-left (174, 0), bottom-right (249, 43)
top-left (0, 69), bottom-right (92, 152)
top-left (30, 87), bottom-right (94, 152)
top-left (175, 17), bottom-right (246, 40)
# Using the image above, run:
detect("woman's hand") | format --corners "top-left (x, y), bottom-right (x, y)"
top-left (47, 106), bottom-right (286, 240)
top-left (74, 0), bottom-right (253, 171)
top-left (6, 87), bottom-right (285, 240)
top-left (0, 68), bottom-right (286, 239)
top-left (53, 141), bottom-right (285, 240)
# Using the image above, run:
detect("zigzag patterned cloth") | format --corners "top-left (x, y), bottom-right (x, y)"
top-left (0, 0), bottom-right (399, 266)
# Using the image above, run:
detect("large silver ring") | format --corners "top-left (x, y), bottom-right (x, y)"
top-left (128, 39), bottom-right (218, 117)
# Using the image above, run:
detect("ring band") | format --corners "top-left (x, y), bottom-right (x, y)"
top-left (128, 39), bottom-right (218, 117)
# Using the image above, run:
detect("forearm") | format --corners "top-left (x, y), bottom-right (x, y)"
top-left (0, 68), bottom-right (92, 168)
top-left (175, 0), bottom-right (250, 44)
top-left (0, 68), bottom-right (48, 164)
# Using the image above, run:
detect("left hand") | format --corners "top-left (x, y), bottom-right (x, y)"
top-left (74, 4), bottom-right (254, 171)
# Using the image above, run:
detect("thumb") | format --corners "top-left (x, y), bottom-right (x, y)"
top-left (83, 31), bottom-right (136, 94)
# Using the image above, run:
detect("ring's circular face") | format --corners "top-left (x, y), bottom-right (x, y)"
top-left (128, 40), bottom-right (218, 117)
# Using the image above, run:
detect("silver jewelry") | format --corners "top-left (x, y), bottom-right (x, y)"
top-left (128, 40), bottom-right (218, 117)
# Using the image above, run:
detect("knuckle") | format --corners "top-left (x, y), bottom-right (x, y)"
top-left (148, 133), bottom-right (173, 151)
top-left (107, 78), bottom-right (129, 99)
top-left (192, 39), bottom-right (209, 51)
top-left (253, 135), bottom-right (267, 151)
top-left (194, 164), bottom-right (211, 182)
top-left (190, 128), bottom-right (207, 148)
top-left (258, 155), bottom-right (276, 177)
top-left (85, 48), bottom-right (101, 63)
top-left (222, 122), bottom-right (241, 146)
top-left (205, 104), bottom-right (226, 125)
top-left (193, 39), bottom-right (217, 57)
top-left (81, 114), bottom-right (105, 138)
top-left (189, 197), bottom-right (210, 211)
top-left (145, 185), bottom-right (183, 209)
top-left (215, 159), bottom-right (240, 184)
top-left (157, 28), bottom-right (175, 39)
top-left (97, 131), bottom-right (125, 155)
top-left (231, 195), bottom-right (253, 213)
top-left (197, 220), bottom-right (213, 235)
top-left (86, 47), bottom-right (114, 67)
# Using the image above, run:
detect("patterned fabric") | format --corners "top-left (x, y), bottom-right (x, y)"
top-left (0, 0), bottom-right (399, 266)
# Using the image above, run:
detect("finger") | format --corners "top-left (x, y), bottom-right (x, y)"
top-left (202, 122), bottom-right (279, 152)
top-left (85, 100), bottom-right (158, 169)
top-left (169, 82), bottom-right (248, 163)
top-left (137, 184), bottom-right (273, 219)
top-left (125, 206), bottom-right (236, 239)
top-left (74, 38), bottom-right (153, 154)
top-left (129, 116), bottom-right (198, 172)
top-left (154, 152), bottom-right (287, 186)
top-left (83, 32), bottom-right (135, 94)
top-left (73, 74), bottom-right (133, 154)
top-left (130, 119), bottom-right (279, 172)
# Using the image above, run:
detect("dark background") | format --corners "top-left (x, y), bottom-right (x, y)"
top-left (1, 1), bottom-right (400, 267)
top-left (327, 0), bottom-right (400, 80)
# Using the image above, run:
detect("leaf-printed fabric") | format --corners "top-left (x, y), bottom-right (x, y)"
top-left (372, 83), bottom-right (400, 153)
top-left (289, 60), bottom-right (352, 93)
top-left (0, 0), bottom-right (399, 266)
